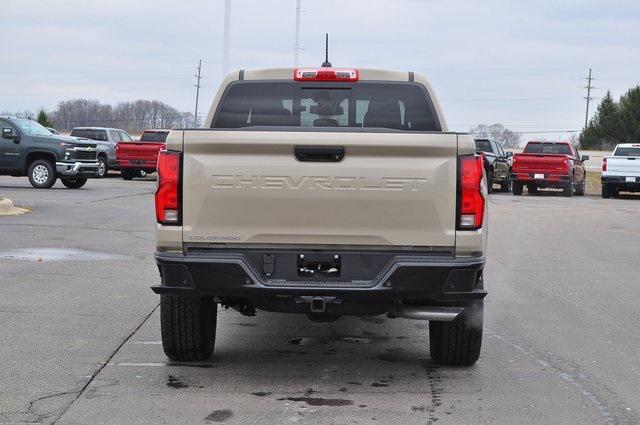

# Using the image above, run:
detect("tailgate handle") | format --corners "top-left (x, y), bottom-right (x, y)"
top-left (294, 146), bottom-right (344, 162)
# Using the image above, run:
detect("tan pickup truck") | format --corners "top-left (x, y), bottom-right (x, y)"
top-left (152, 67), bottom-right (488, 366)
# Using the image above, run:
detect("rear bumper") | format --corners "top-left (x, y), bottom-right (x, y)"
top-left (151, 250), bottom-right (486, 303)
top-left (602, 175), bottom-right (640, 190)
top-left (117, 159), bottom-right (157, 170)
top-left (55, 161), bottom-right (99, 176)
top-left (512, 172), bottom-right (571, 187)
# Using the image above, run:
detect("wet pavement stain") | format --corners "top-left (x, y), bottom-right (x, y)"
top-left (277, 396), bottom-right (354, 407)
top-left (0, 247), bottom-right (127, 262)
top-left (204, 409), bottom-right (233, 422)
top-left (424, 365), bottom-right (444, 423)
top-left (166, 375), bottom-right (187, 388)
top-left (230, 323), bottom-right (257, 327)
top-left (346, 381), bottom-right (362, 386)
top-left (251, 391), bottom-right (272, 397)
top-left (371, 382), bottom-right (389, 387)
top-left (286, 335), bottom-right (389, 347)
top-left (166, 375), bottom-right (188, 389)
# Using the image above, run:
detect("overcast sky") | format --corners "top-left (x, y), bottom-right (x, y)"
top-left (3, 0), bottom-right (639, 140)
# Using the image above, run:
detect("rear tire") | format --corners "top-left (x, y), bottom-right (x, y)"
top-left (121, 169), bottom-right (135, 180)
top-left (429, 301), bottom-right (483, 366)
top-left (563, 179), bottom-right (574, 197)
top-left (487, 169), bottom-right (494, 194)
top-left (612, 187), bottom-right (620, 198)
top-left (500, 180), bottom-right (511, 192)
top-left (161, 295), bottom-right (217, 361)
top-left (512, 182), bottom-right (523, 196)
top-left (602, 184), bottom-right (611, 198)
top-left (61, 177), bottom-right (87, 189)
top-left (575, 181), bottom-right (586, 196)
top-left (28, 159), bottom-right (57, 189)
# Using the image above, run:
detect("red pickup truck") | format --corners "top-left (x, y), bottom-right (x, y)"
top-left (116, 130), bottom-right (169, 180)
top-left (511, 141), bottom-right (589, 197)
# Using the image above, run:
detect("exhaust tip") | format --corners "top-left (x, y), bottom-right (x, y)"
top-left (391, 305), bottom-right (463, 322)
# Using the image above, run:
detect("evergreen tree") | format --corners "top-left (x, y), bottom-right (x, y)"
top-left (36, 109), bottom-right (54, 128)
top-left (618, 86), bottom-right (640, 143)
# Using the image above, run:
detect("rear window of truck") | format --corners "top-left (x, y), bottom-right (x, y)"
top-left (140, 131), bottom-right (168, 143)
top-left (524, 143), bottom-right (572, 155)
top-left (212, 81), bottom-right (441, 131)
top-left (475, 140), bottom-right (493, 153)
top-left (70, 129), bottom-right (108, 141)
top-left (614, 147), bottom-right (640, 156)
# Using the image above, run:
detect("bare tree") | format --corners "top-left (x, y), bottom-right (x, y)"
top-left (47, 99), bottom-right (193, 133)
top-left (469, 123), bottom-right (521, 148)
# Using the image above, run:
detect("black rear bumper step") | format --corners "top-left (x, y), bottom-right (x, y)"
top-left (151, 250), bottom-right (486, 302)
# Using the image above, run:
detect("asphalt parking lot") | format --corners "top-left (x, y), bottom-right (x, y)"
top-left (1, 176), bottom-right (639, 424)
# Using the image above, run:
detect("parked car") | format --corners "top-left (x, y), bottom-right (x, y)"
top-left (46, 127), bottom-right (60, 135)
top-left (474, 138), bottom-right (512, 192)
top-left (69, 127), bottom-right (134, 178)
top-left (152, 67), bottom-right (488, 366)
top-left (602, 143), bottom-right (640, 198)
top-left (511, 141), bottom-right (588, 197)
top-left (0, 116), bottom-right (98, 188)
top-left (116, 129), bottom-right (169, 180)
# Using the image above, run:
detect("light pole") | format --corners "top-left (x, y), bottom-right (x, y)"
top-left (222, 0), bottom-right (231, 76)
top-left (294, 0), bottom-right (301, 66)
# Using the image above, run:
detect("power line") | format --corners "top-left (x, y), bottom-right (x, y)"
top-left (514, 130), bottom-right (579, 134)
top-left (441, 96), bottom-right (583, 103)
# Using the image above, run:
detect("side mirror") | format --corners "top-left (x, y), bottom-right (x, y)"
top-left (582, 155), bottom-right (590, 161)
top-left (506, 151), bottom-right (513, 157)
top-left (2, 128), bottom-right (20, 143)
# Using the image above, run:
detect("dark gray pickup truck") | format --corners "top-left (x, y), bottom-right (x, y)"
top-left (0, 116), bottom-right (99, 188)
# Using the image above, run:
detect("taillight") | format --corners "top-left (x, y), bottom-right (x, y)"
top-left (294, 67), bottom-right (359, 82)
top-left (155, 150), bottom-right (181, 225)
top-left (458, 155), bottom-right (485, 230)
top-left (602, 157), bottom-right (607, 172)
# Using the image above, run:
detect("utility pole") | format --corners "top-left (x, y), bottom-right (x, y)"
top-left (584, 68), bottom-right (595, 129)
top-left (294, 0), bottom-right (301, 66)
top-left (222, 0), bottom-right (231, 76)
top-left (194, 59), bottom-right (202, 128)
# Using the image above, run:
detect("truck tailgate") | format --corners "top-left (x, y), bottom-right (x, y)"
top-left (181, 130), bottom-right (459, 248)
top-left (606, 156), bottom-right (640, 177)
top-left (117, 142), bottom-right (164, 161)
top-left (514, 154), bottom-right (568, 172)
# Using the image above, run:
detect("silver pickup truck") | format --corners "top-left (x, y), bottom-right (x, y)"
top-left (152, 67), bottom-right (488, 366)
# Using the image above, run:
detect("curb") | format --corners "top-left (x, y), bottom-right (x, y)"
top-left (0, 198), bottom-right (29, 216)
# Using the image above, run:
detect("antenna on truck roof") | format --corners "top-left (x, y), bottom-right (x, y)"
top-left (321, 33), bottom-right (332, 67)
